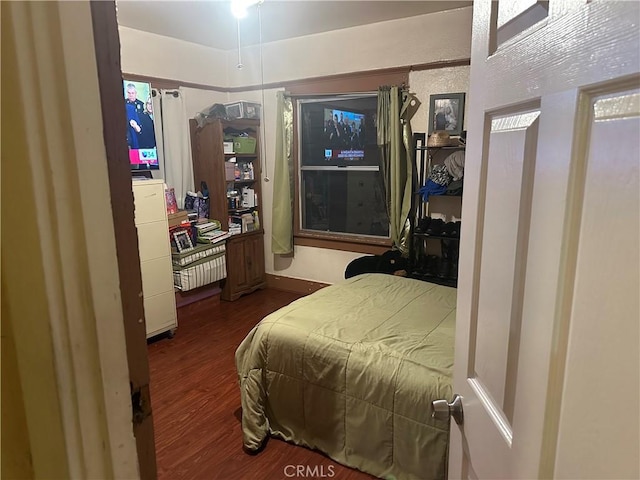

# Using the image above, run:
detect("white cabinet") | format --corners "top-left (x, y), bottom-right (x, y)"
top-left (132, 179), bottom-right (177, 338)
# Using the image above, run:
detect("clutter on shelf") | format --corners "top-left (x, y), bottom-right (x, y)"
top-left (193, 101), bottom-right (261, 128)
top-left (410, 132), bottom-right (465, 287)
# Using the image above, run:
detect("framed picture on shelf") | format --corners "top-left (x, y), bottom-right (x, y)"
top-left (428, 92), bottom-right (465, 136)
top-left (173, 230), bottom-right (194, 253)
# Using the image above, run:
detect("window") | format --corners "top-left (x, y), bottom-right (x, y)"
top-left (297, 95), bottom-right (390, 242)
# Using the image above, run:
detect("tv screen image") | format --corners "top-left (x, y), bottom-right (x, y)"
top-left (300, 98), bottom-right (378, 168)
top-left (323, 108), bottom-right (366, 156)
top-left (123, 79), bottom-right (159, 170)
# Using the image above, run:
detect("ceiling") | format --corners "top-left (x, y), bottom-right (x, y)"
top-left (115, 0), bottom-right (472, 50)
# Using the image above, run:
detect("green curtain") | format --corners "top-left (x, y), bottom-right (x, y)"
top-left (271, 91), bottom-right (294, 254)
top-left (377, 86), bottom-right (416, 254)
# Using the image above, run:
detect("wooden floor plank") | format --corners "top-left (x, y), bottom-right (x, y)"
top-left (148, 288), bottom-right (375, 480)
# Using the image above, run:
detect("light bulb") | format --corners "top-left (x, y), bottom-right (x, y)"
top-left (231, 1), bottom-right (247, 19)
top-left (231, 0), bottom-right (262, 19)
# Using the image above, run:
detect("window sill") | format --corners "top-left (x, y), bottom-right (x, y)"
top-left (294, 232), bottom-right (392, 255)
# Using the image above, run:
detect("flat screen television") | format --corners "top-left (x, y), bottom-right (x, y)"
top-left (123, 79), bottom-right (159, 170)
top-left (300, 96), bottom-right (378, 167)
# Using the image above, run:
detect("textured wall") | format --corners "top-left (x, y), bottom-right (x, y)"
top-left (409, 66), bottom-right (471, 136)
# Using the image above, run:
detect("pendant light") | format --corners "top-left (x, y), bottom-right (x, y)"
top-left (231, 0), bottom-right (269, 181)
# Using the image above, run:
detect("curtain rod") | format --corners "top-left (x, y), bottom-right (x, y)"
top-left (151, 89), bottom-right (179, 97)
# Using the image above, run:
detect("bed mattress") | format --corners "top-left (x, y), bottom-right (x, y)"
top-left (236, 273), bottom-right (456, 480)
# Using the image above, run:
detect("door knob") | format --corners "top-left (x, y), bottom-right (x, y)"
top-left (431, 394), bottom-right (464, 425)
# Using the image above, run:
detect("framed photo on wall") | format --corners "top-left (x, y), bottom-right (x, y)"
top-left (428, 92), bottom-right (465, 136)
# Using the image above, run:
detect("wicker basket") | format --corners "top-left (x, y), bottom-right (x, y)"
top-left (427, 130), bottom-right (451, 147)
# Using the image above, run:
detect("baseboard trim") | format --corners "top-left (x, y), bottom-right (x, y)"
top-left (266, 274), bottom-right (329, 295)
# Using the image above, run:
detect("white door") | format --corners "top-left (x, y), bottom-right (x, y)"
top-left (449, 1), bottom-right (639, 478)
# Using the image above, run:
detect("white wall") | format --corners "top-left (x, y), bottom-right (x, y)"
top-left (226, 7), bottom-right (473, 87)
top-left (119, 7), bottom-right (473, 285)
top-left (183, 87), bottom-right (228, 119)
top-left (119, 26), bottom-right (228, 86)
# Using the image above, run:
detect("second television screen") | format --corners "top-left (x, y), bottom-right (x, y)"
top-left (124, 79), bottom-right (159, 170)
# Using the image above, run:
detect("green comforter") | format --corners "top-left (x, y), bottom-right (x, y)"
top-left (236, 273), bottom-right (456, 480)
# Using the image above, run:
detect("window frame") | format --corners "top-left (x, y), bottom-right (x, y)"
top-left (296, 94), bottom-right (389, 243)
top-left (289, 70), bottom-right (408, 253)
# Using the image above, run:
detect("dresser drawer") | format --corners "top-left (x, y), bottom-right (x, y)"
top-left (143, 291), bottom-right (177, 338)
top-left (133, 183), bottom-right (166, 225)
top-left (140, 256), bottom-right (174, 298)
top-left (136, 221), bottom-right (171, 262)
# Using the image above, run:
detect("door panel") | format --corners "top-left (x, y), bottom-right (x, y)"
top-left (496, 0), bottom-right (549, 47)
top-left (247, 235), bottom-right (266, 285)
top-left (452, 1), bottom-right (639, 478)
top-left (473, 110), bottom-right (539, 427)
top-left (231, 239), bottom-right (249, 289)
top-left (554, 87), bottom-right (640, 479)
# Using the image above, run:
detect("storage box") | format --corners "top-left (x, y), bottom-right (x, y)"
top-left (168, 210), bottom-right (189, 228)
top-left (223, 141), bottom-right (234, 154)
top-left (225, 101), bottom-right (261, 120)
top-left (172, 253), bottom-right (227, 291)
top-left (225, 162), bottom-right (236, 181)
top-left (172, 243), bottom-right (226, 267)
top-left (232, 136), bottom-right (257, 154)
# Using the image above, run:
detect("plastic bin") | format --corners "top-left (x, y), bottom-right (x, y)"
top-left (233, 136), bottom-right (257, 154)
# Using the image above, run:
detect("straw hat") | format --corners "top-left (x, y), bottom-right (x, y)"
top-left (427, 130), bottom-right (451, 147)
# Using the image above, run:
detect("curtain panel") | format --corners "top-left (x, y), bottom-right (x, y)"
top-left (160, 88), bottom-right (194, 209)
top-left (151, 89), bottom-right (165, 179)
top-left (271, 91), bottom-right (294, 254)
top-left (377, 86), bottom-right (416, 254)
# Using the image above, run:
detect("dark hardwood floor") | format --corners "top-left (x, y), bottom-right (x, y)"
top-left (148, 288), bottom-right (375, 480)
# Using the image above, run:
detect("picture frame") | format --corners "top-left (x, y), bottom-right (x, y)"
top-left (173, 230), bottom-right (194, 253)
top-left (428, 92), bottom-right (465, 136)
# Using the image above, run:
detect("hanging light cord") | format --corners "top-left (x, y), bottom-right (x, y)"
top-left (258, 1), bottom-right (269, 182)
top-left (236, 17), bottom-right (243, 69)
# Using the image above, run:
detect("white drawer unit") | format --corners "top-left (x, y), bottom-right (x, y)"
top-left (136, 222), bottom-right (171, 262)
top-left (132, 179), bottom-right (177, 339)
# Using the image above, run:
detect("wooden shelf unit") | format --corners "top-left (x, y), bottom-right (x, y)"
top-left (189, 118), bottom-right (266, 301)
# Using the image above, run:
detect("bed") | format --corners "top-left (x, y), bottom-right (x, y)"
top-left (235, 273), bottom-right (456, 480)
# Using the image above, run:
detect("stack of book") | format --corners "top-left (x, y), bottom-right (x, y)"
top-left (195, 220), bottom-right (230, 244)
top-left (227, 215), bottom-right (242, 235)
